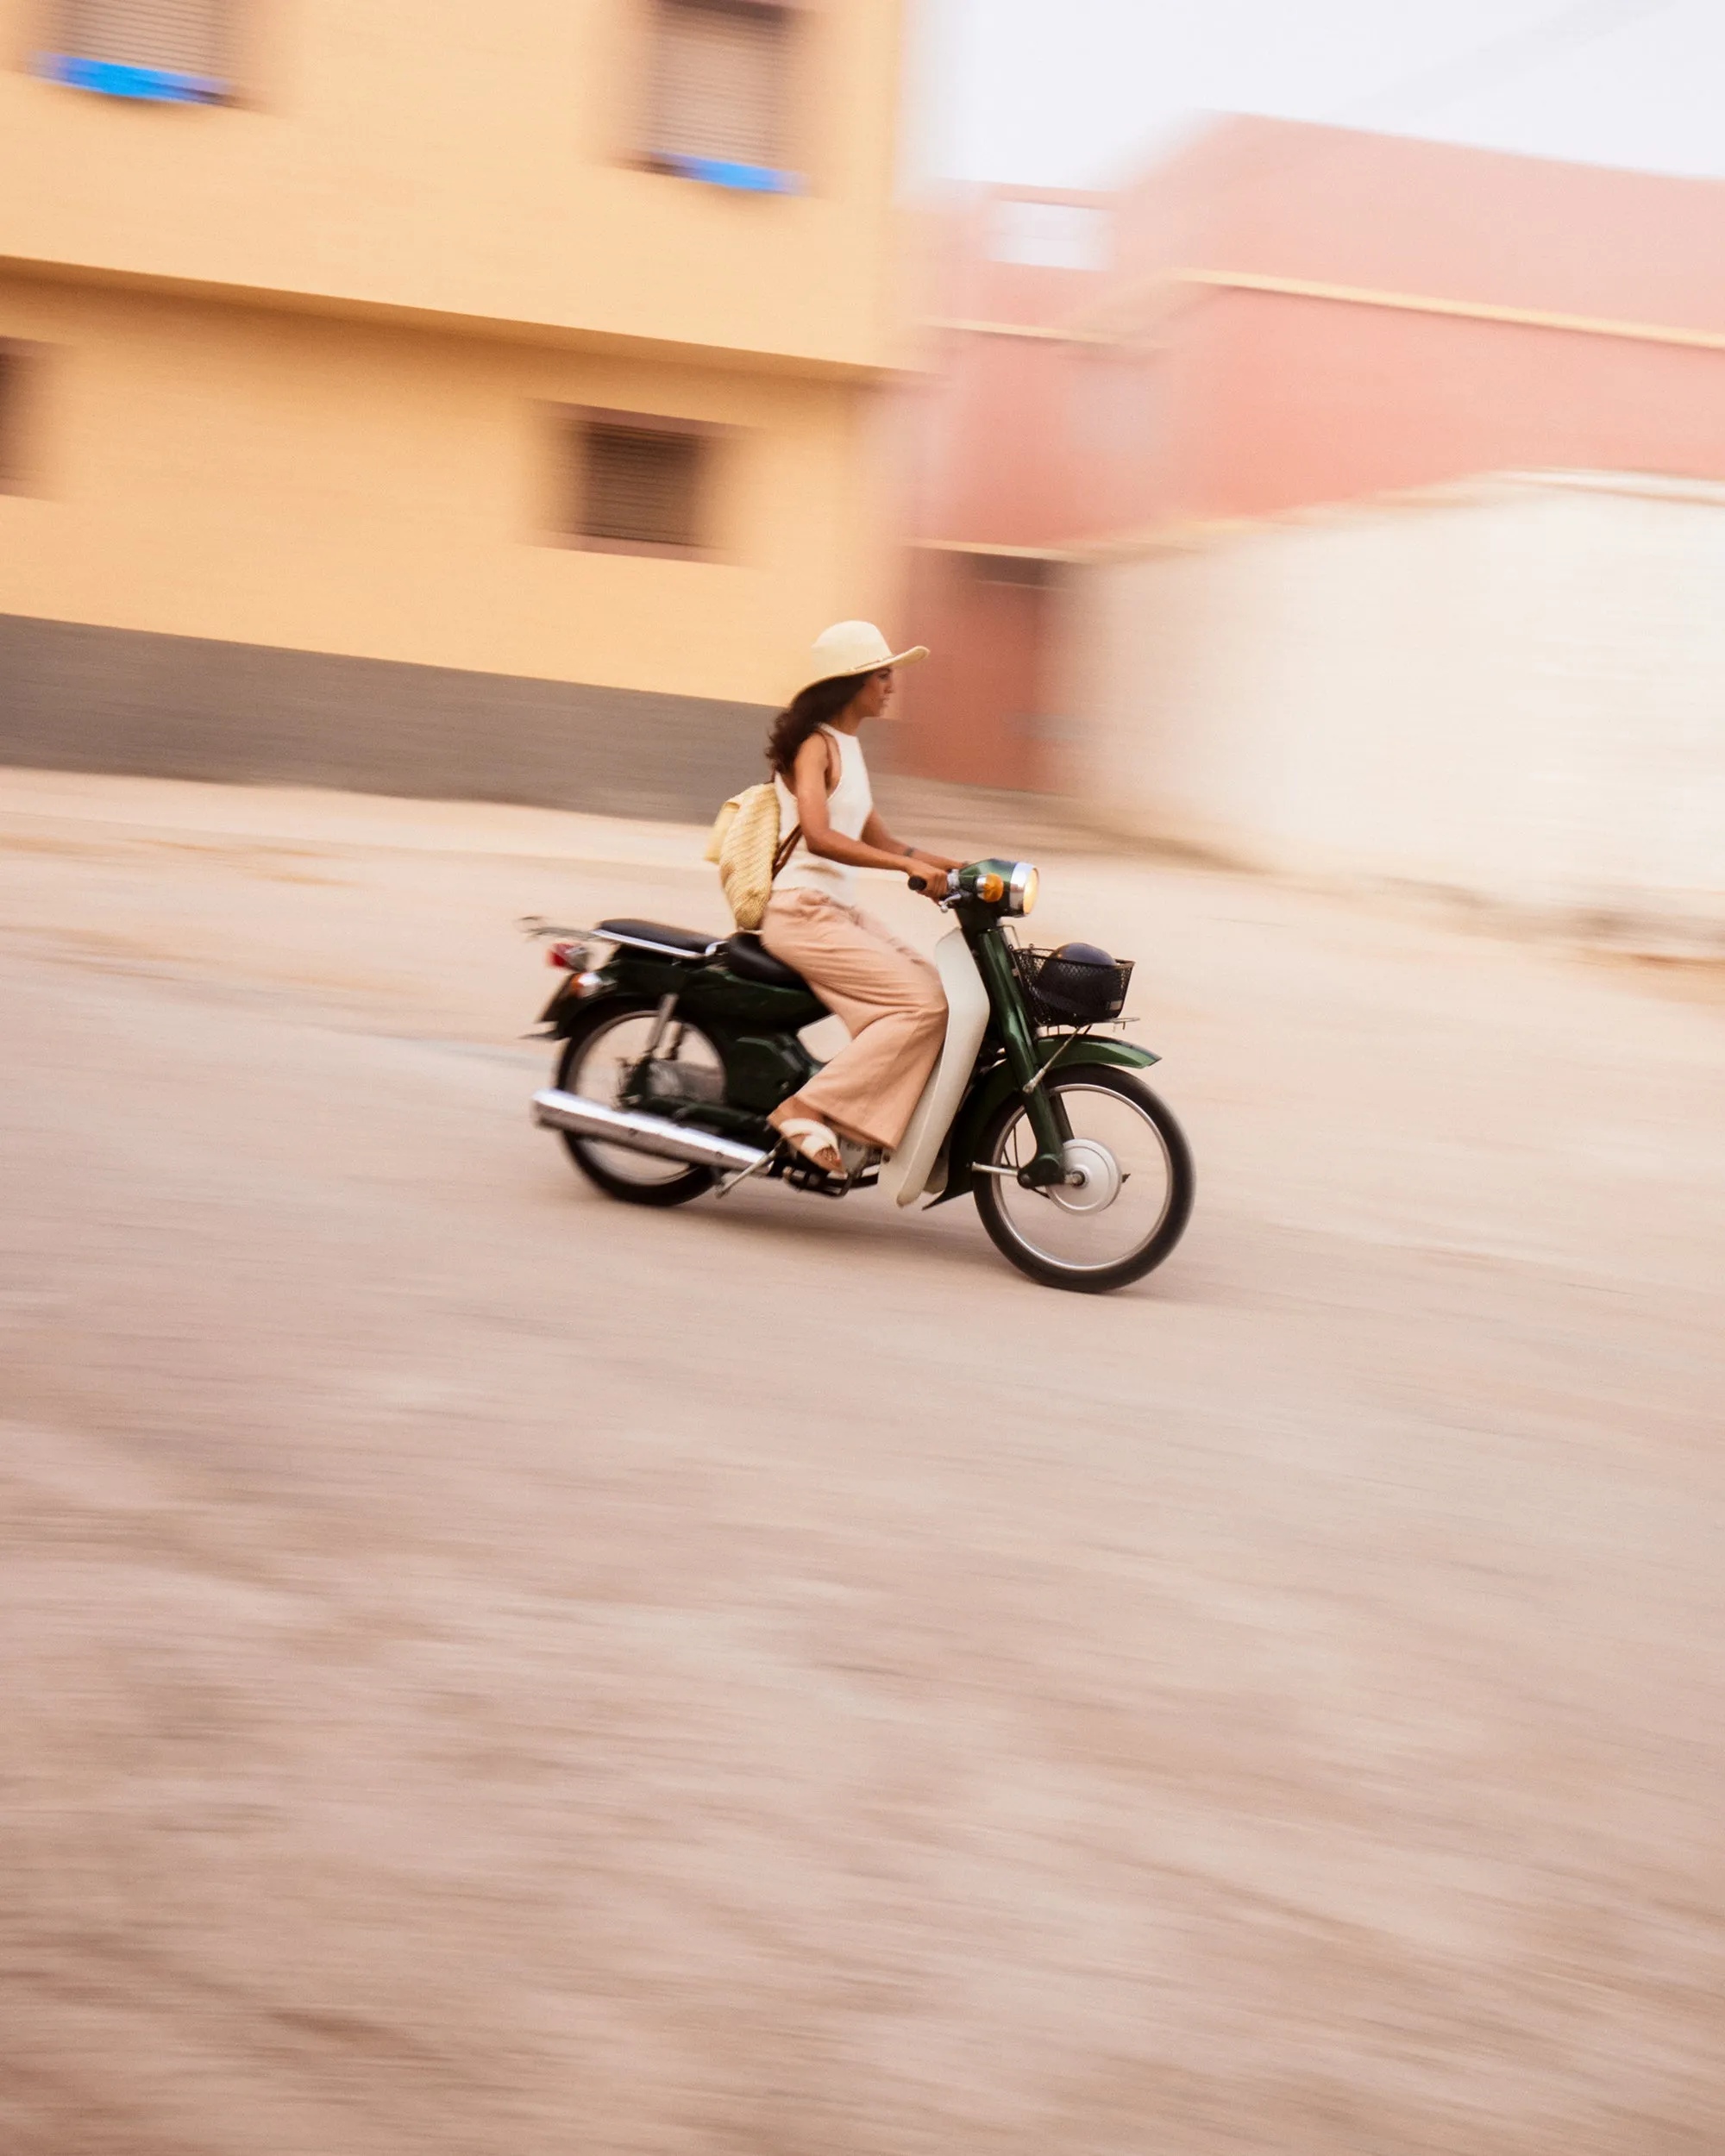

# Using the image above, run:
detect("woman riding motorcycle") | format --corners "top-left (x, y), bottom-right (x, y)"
top-left (760, 622), bottom-right (973, 1177)
top-left (530, 622), bottom-right (1195, 1290)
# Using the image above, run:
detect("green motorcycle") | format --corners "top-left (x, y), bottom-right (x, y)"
top-left (527, 861), bottom-right (1193, 1293)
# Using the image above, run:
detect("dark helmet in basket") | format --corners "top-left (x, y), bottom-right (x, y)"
top-left (1033, 942), bottom-right (1131, 1024)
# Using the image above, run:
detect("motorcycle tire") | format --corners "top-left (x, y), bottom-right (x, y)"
top-left (554, 1006), bottom-right (718, 1208)
top-left (972, 1067), bottom-right (1194, 1294)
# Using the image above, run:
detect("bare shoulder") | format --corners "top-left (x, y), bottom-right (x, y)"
top-left (794, 730), bottom-right (839, 792)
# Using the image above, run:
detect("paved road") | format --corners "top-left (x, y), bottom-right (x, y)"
top-left (3, 769), bottom-right (1723, 2155)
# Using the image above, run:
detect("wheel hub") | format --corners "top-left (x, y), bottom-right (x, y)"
top-left (1050, 1137), bottom-right (1122, 1213)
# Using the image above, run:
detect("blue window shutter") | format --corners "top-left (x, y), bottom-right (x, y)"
top-left (653, 153), bottom-right (802, 195)
top-left (39, 53), bottom-right (226, 102)
top-left (45, 3), bottom-right (229, 99)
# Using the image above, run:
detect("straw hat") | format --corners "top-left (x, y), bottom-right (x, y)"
top-left (803, 620), bottom-right (929, 690)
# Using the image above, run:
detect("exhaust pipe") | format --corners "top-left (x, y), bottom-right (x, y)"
top-left (532, 1088), bottom-right (768, 1174)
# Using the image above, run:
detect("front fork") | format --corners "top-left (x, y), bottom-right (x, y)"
top-left (973, 934), bottom-right (1071, 1188)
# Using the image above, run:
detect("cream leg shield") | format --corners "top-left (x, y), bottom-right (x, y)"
top-left (879, 931), bottom-right (991, 1208)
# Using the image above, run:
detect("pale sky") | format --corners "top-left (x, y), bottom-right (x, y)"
top-left (902, 0), bottom-right (1725, 192)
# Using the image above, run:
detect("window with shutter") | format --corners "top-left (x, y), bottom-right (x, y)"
top-left (646, 0), bottom-right (797, 190)
top-left (572, 417), bottom-right (710, 555)
top-left (43, 0), bottom-right (230, 100)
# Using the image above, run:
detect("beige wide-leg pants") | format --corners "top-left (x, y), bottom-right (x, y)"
top-left (760, 887), bottom-right (948, 1152)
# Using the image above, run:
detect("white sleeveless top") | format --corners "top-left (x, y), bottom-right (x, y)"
top-left (774, 726), bottom-right (873, 902)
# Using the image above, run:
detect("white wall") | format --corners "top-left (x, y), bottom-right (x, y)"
top-left (1064, 475), bottom-right (1725, 941)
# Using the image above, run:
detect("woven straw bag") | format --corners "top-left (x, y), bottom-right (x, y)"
top-left (704, 784), bottom-right (800, 931)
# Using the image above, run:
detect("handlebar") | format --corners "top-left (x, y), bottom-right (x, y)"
top-left (909, 860), bottom-right (1040, 918)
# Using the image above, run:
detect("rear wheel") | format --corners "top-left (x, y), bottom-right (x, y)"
top-left (973, 1068), bottom-right (1193, 1292)
top-left (554, 1005), bottom-right (724, 1207)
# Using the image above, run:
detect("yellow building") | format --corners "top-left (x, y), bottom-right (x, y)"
top-left (0, 0), bottom-right (908, 813)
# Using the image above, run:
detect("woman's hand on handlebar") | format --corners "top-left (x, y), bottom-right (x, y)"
top-left (907, 860), bottom-right (951, 901)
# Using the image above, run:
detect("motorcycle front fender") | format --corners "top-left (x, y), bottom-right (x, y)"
top-left (927, 1036), bottom-right (1162, 1208)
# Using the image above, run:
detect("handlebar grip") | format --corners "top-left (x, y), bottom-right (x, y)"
top-left (908, 875), bottom-right (927, 893)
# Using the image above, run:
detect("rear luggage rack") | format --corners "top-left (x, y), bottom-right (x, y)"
top-left (519, 917), bottom-right (723, 962)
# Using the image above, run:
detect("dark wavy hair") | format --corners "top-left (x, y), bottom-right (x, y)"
top-left (765, 672), bottom-right (876, 780)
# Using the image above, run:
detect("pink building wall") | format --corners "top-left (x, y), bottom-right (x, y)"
top-left (900, 190), bottom-right (1113, 551)
top-left (1111, 117), bottom-right (1725, 343)
top-left (900, 548), bottom-right (1057, 791)
top-left (1169, 291), bottom-right (1725, 530)
top-left (896, 121), bottom-right (1725, 787)
top-left (894, 189), bottom-right (1114, 787)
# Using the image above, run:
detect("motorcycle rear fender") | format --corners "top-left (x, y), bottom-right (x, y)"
top-left (536, 972), bottom-right (608, 1031)
top-left (928, 1036), bottom-right (1162, 1207)
top-left (536, 950), bottom-right (704, 1035)
top-left (536, 964), bottom-right (646, 1033)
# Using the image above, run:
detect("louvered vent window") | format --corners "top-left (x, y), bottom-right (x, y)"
top-left (44, 0), bottom-right (229, 100)
top-left (647, 0), bottom-right (797, 191)
top-left (576, 417), bottom-right (708, 555)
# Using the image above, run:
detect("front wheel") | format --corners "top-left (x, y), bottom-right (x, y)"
top-left (972, 1068), bottom-right (1194, 1293)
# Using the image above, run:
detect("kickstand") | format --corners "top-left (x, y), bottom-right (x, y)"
top-left (715, 1148), bottom-right (779, 1200)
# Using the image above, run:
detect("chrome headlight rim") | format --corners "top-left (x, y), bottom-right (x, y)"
top-left (1007, 861), bottom-right (1039, 916)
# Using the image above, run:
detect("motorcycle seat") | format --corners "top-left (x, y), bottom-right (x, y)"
top-left (597, 918), bottom-right (717, 956)
top-left (723, 932), bottom-right (813, 993)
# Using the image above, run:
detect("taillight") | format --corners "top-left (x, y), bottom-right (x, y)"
top-left (546, 949), bottom-right (605, 999)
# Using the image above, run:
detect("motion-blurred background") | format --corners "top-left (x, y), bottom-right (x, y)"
top-left (3, 0), bottom-right (1722, 943)
top-left (5, 9), bottom-right (1725, 2154)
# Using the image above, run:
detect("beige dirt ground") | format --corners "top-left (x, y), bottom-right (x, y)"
top-left (3, 768), bottom-right (1722, 2155)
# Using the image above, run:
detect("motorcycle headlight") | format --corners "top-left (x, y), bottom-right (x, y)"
top-left (1007, 862), bottom-right (1039, 916)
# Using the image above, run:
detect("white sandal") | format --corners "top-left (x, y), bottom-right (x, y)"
top-left (775, 1117), bottom-right (844, 1175)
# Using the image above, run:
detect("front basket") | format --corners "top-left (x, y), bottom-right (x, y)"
top-left (1009, 943), bottom-right (1134, 1027)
